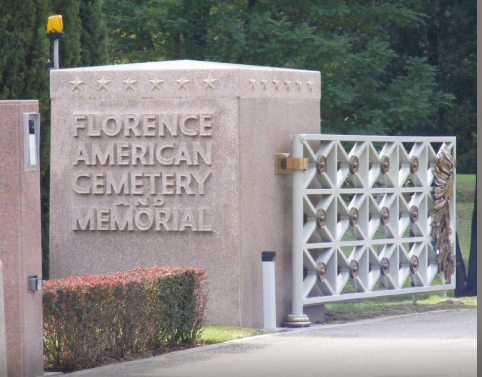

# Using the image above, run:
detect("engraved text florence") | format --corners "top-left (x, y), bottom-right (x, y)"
top-left (72, 113), bottom-right (214, 232)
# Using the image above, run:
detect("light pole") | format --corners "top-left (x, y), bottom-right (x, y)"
top-left (46, 15), bottom-right (64, 70)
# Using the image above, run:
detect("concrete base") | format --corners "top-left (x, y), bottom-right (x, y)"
top-left (304, 305), bottom-right (325, 325)
top-left (283, 314), bottom-right (312, 328)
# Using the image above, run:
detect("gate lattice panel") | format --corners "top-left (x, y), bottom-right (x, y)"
top-left (289, 135), bottom-right (456, 310)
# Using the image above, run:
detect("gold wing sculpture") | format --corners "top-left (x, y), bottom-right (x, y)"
top-left (431, 146), bottom-right (456, 283)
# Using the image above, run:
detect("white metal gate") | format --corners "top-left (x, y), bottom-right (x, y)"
top-left (283, 134), bottom-right (456, 327)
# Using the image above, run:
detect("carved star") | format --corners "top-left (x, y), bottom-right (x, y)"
top-left (284, 80), bottom-right (291, 91)
top-left (203, 74), bottom-right (218, 90)
top-left (96, 77), bottom-right (111, 92)
top-left (306, 81), bottom-right (314, 92)
top-left (176, 78), bottom-right (191, 91)
top-left (260, 79), bottom-right (268, 90)
top-left (122, 77), bottom-right (138, 91)
top-left (149, 77), bottom-right (164, 91)
top-left (69, 77), bottom-right (84, 92)
top-left (295, 80), bottom-right (302, 91)
top-left (248, 79), bottom-right (256, 89)
top-left (272, 79), bottom-right (280, 91)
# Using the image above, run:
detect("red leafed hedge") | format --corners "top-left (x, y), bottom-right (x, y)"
top-left (43, 267), bottom-right (208, 372)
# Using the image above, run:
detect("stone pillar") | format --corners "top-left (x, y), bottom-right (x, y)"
top-left (0, 262), bottom-right (7, 377)
top-left (49, 61), bottom-right (321, 328)
top-left (0, 101), bottom-right (44, 377)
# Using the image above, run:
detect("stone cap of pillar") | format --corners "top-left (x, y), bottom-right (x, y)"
top-left (50, 60), bottom-right (321, 100)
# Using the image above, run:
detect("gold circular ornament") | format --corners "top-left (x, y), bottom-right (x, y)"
top-left (380, 207), bottom-right (390, 225)
top-left (316, 155), bottom-right (327, 174)
top-left (316, 209), bottom-right (327, 229)
top-left (317, 262), bottom-right (327, 282)
top-left (349, 207), bottom-right (359, 226)
top-left (380, 257), bottom-right (390, 276)
top-left (380, 155), bottom-right (390, 174)
top-left (349, 260), bottom-right (359, 279)
top-left (410, 156), bottom-right (419, 174)
top-left (410, 255), bottom-right (419, 273)
top-left (349, 155), bottom-right (359, 174)
top-left (410, 206), bottom-right (419, 224)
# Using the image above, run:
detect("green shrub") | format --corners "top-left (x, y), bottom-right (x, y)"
top-left (43, 267), bottom-right (208, 372)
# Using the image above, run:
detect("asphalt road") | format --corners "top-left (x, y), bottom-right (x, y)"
top-left (67, 309), bottom-right (477, 377)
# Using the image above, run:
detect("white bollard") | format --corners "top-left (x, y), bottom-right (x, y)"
top-left (262, 251), bottom-right (277, 330)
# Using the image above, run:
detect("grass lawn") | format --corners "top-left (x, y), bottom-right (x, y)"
top-left (200, 296), bottom-right (477, 344)
top-left (324, 294), bottom-right (477, 324)
top-left (456, 174), bottom-right (476, 202)
top-left (199, 326), bottom-right (267, 344)
top-left (456, 174), bottom-right (476, 264)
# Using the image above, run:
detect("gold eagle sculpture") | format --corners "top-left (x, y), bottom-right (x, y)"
top-left (431, 146), bottom-right (456, 283)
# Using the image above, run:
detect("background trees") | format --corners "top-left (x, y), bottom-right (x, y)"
top-left (1, 0), bottom-right (53, 278)
top-left (0, 0), bottom-right (476, 285)
top-left (98, 0), bottom-right (482, 294)
top-left (0, 0), bottom-right (107, 278)
top-left (103, 0), bottom-right (474, 154)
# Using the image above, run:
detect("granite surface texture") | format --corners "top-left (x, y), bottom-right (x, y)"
top-left (49, 61), bottom-right (321, 327)
top-left (0, 262), bottom-right (7, 377)
top-left (0, 101), bottom-right (44, 377)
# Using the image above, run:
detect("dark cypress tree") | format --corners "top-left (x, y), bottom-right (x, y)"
top-left (43, 0), bottom-right (108, 277)
top-left (0, 0), bottom-right (52, 277)
top-left (52, 0), bottom-right (82, 68)
top-left (393, 0), bottom-right (477, 174)
top-left (1, 0), bottom-right (108, 278)
top-left (0, 0), bottom-right (51, 100)
top-left (51, 0), bottom-right (108, 67)
top-left (79, 0), bottom-right (108, 66)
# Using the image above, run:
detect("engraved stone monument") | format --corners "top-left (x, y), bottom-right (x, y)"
top-left (0, 100), bottom-right (43, 377)
top-left (50, 61), bottom-right (320, 327)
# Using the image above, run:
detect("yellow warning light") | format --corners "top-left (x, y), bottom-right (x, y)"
top-left (47, 15), bottom-right (63, 35)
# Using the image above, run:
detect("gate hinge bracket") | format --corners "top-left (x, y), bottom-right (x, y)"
top-left (275, 153), bottom-right (309, 175)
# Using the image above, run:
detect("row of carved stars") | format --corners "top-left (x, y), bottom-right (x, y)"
top-left (68, 74), bottom-right (315, 92)
top-left (248, 78), bottom-right (314, 91)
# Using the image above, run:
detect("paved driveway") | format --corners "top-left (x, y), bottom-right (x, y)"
top-left (67, 309), bottom-right (477, 377)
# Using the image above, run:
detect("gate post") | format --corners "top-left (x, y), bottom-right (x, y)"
top-left (0, 101), bottom-right (44, 377)
top-left (284, 134), bottom-right (311, 328)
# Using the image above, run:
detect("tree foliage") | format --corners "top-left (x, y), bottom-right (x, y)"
top-left (0, 0), bottom-right (108, 278)
top-left (0, 0), bottom-right (51, 101)
top-left (103, 0), bottom-right (473, 162)
top-left (102, 0), bottom-right (476, 289)
top-left (1, 0), bottom-right (476, 277)
top-left (79, 0), bottom-right (108, 66)
top-left (0, 0), bottom-right (52, 277)
top-left (390, 0), bottom-right (477, 173)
